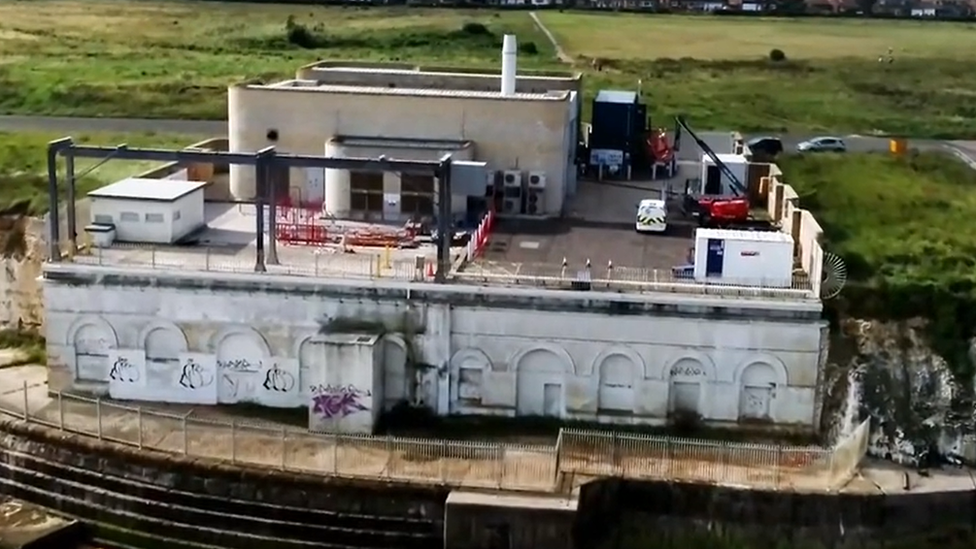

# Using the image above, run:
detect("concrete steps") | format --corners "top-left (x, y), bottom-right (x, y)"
top-left (0, 447), bottom-right (442, 549)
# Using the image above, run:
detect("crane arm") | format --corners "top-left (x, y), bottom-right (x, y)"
top-left (674, 116), bottom-right (747, 197)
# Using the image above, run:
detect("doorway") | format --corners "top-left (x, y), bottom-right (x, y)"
top-left (705, 238), bottom-right (725, 277)
top-left (543, 383), bottom-right (562, 417)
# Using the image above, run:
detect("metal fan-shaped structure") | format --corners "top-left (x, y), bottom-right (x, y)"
top-left (821, 252), bottom-right (848, 299)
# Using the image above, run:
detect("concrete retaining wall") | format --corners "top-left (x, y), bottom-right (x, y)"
top-left (575, 478), bottom-right (976, 549)
top-left (0, 418), bottom-right (446, 549)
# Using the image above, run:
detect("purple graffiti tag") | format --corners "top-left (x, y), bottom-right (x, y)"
top-left (310, 384), bottom-right (371, 419)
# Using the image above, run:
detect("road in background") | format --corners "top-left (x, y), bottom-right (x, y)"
top-left (0, 115), bottom-right (972, 165)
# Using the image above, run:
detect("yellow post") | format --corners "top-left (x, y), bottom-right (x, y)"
top-left (384, 246), bottom-right (392, 269)
top-left (889, 138), bottom-right (907, 156)
top-left (375, 254), bottom-right (382, 277)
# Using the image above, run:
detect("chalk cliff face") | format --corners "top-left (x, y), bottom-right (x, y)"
top-left (0, 216), bottom-right (45, 332)
top-left (823, 317), bottom-right (976, 465)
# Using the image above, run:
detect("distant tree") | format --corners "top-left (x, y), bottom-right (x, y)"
top-left (857, 0), bottom-right (878, 14)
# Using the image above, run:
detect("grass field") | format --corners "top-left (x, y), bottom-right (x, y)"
top-left (0, 131), bottom-right (203, 215)
top-left (778, 151), bottom-right (976, 373)
top-left (1, 1), bottom-right (975, 136)
top-left (0, 0), bottom-right (552, 120)
top-left (537, 12), bottom-right (976, 137)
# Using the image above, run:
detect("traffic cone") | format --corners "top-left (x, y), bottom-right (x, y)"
top-left (425, 261), bottom-right (435, 279)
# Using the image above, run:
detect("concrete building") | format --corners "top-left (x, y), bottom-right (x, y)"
top-left (43, 54), bottom-right (831, 436)
top-left (87, 178), bottom-right (208, 244)
top-left (228, 36), bottom-right (583, 219)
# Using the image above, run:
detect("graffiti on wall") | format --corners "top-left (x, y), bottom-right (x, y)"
top-left (179, 357), bottom-right (215, 390)
top-left (310, 384), bottom-right (371, 419)
top-left (109, 356), bottom-right (140, 383)
top-left (107, 350), bottom-right (147, 400)
top-left (215, 357), bottom-right (300, 406)
top-left (218, 358), bottom-right (261, 402)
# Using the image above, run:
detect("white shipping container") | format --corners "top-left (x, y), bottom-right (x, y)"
top-left (692, 228), bottom-right (795, 288)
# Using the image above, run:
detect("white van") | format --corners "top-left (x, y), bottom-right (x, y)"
top-left (635, 198), bottom-right (668, 233)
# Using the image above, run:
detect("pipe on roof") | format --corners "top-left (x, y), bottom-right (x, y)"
top-left (501, 34), bottom-right (517, 97)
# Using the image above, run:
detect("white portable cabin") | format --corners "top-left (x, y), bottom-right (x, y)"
top-left (692, 228), bottom-right (794, 288)
top-left (88, 177), bottom-right (209, 244)
top-left (700, 153), bottom-right (748, 195)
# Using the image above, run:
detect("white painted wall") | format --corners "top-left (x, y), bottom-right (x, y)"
top-left (44, 273), bottom-right (825, 432)
top-left (169, 190), bottom-right (205, 242)
top-left (90, 198), bottom-right (173, 244)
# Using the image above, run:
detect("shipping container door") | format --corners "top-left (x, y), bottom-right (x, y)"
top-left (706, 238), bottom-right (725, 277)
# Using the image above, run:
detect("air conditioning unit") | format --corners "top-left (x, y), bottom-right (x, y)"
top-left (502, 198), bottom-right (521, 214)
top-left (527, 171), bottom-right (547, 189)
top-left (503, 170), bottom-right (523, 188)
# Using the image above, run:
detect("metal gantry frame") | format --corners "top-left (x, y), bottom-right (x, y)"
top-left (46, 138), bottom-right (455, 281)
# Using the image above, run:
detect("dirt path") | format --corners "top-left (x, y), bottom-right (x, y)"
top-left (529, 11), bottom-right (572, 64)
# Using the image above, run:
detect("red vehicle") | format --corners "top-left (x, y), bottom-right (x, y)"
top-left (672, 116), bottom-right (772, 230)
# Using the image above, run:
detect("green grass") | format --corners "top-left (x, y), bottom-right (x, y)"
top-left (2, 2), bottom-right (976, 136)
top-left (539, 12), bottom-right (976, 137)
top-left (778, 151), bottom-right (976, 377)
top-left (0, 0), bottom-right (554, 120)
top-left (0, 329), bottom-right (45, 366)
top-left (0, 131), bottom-right (207, 215)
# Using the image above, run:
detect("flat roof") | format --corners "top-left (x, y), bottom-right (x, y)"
top-left (595, 90), bottom-right (638, 104)
top-left (88, 178), bottom-right (209, 202)
top-left (255, 81), bottom-right (571, 101)
top-left (696, 228), bottom-right (794, 243)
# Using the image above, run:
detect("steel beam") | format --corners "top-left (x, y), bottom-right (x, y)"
top-left (47, 137), bottom-right (453, 281)
top-left (65, 145), bottom-right (440, 174)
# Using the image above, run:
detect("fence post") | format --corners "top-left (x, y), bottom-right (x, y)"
top-left (96, 397), bottom-right (102, 440)
top-left (496, 443), bottom-right (504, 490)
top-left (231, 419), bottom-right (237, 463)
top-left (384, 435), bottom-right (393, 479)
top-left (137, 407), bottom-right (143, 449)
top-left (181, 414), bottom-right (188, 455)
top-left (611, 431), bottom-right (620, 474)
top-left (151, 247), bottom-right (156, 268)
top-left (57, 391), bottom-right (64, 431)
top-left (440, 439), bottom-right (448, 483)
top-left (554, 429), bottom-right (564, 487)
top-left (21, 380), bottom-right (28, 420)
top-left (332, 434), bottom-right (339, 475)
top-left (280, 427), bottom-right (286, 471)
top-left (205, 247), bottom-right (211, 271)
top-left (775, 446), bottom-right (784, 488)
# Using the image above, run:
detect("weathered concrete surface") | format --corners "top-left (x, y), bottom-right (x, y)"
top-left (444, 491), bottom-right (576, 549)
top-left (0, 496), bottom-right (88, 549)
top-left (0, 415), bottom-right (446, 549)
top-left (575, 475), bottom-right (976, 549)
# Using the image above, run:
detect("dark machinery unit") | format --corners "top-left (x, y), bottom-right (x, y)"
top-left (588, 90), bottom-right (648, 170)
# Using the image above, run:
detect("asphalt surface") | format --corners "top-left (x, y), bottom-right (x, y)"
top-left (0, 115), bottom-right (973, 165)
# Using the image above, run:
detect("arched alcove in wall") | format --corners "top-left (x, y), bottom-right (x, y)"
top-left (450, 348), bottom-right (492, 408)
top-left (141, 323), bottom-right (189, 389)
top-left (67, 316), bottom-right (119, 383)
top-left (212, 328), bottom-right (271, 404)
top-left (738, 362), bottom-right (779, 421)
top-left (664, 354), bottom-right (714, 418)
top-left (382, 335), bottom-right (409, 410)
top-left (593, 348), bottom-right (643, 414)
top-left (511, 344), bottom-right (573, 418)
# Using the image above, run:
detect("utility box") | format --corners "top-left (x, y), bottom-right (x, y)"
top-left (88, 178), bottom-right (209, 244)
top-left (701, 153), bottom-right (748, 195)
top-left (693, 228), bottom-right (794, 288)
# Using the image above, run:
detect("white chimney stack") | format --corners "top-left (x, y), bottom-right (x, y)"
top-left (501, 34), bottom-right (517, 96)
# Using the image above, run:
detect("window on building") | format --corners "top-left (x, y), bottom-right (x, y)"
top-left (119, 212), bottom-right (139, 222)
top-left (93, 214), bottom-right (113, 224)
top-left (400, 174), bottom-right (435, 217)
top-left (145, 213), bottom-right (165, 223)
top-left (173, 210), bottom-right (182, 221)
top-left (350, 171), bottom-right (384, 213)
